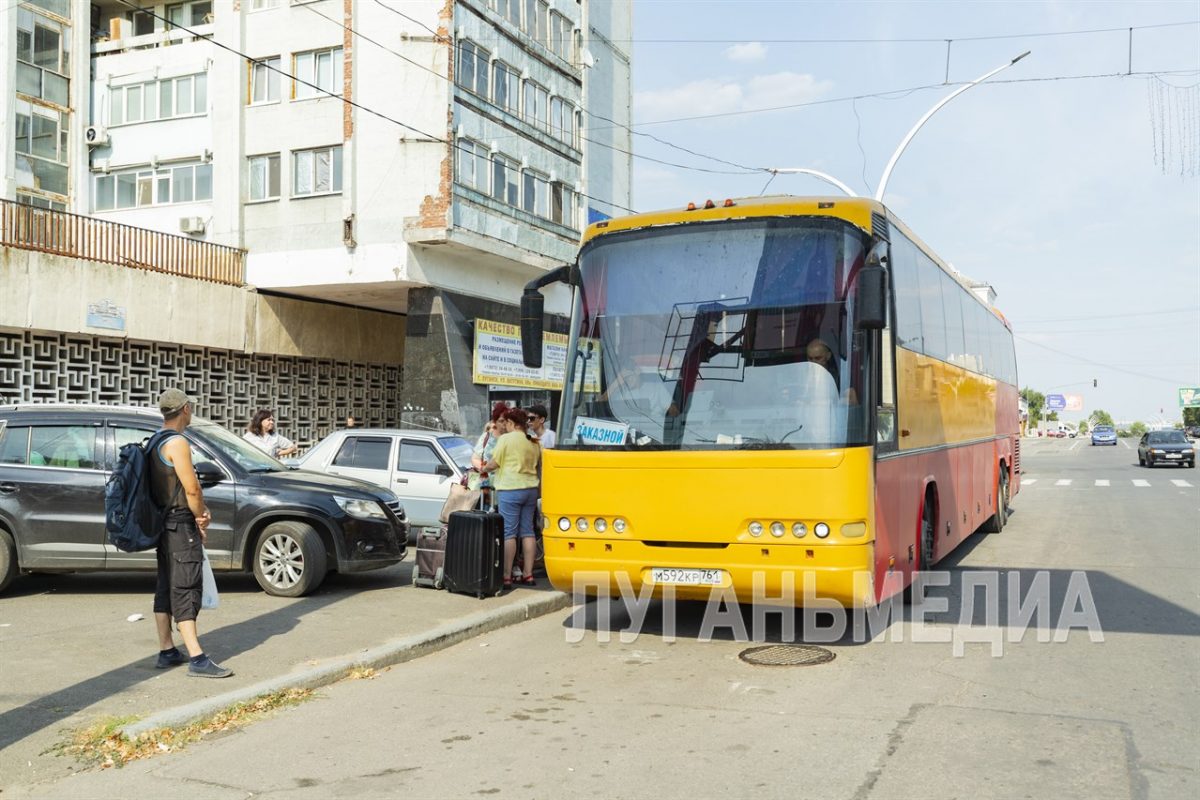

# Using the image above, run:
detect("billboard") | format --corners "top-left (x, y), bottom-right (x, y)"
top-left (1179, 388), bottom-right (1200, 408)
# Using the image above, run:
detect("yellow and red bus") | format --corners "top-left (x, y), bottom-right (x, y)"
top-left (520, 195), bottom-right (1020, 606)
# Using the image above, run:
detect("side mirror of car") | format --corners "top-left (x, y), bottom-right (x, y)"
top-left (194, 462), bottom-right (224, 484)
top-left (435, 463), bottom-right (455, 478)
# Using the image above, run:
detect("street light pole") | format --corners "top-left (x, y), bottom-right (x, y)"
top-left (874, 51), bottom-right (1031, 204)
top-left (763, 168), bottom-right (858, 197)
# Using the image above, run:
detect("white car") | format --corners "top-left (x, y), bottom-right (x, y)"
top-left (296, 429), bottom-right (474, 535)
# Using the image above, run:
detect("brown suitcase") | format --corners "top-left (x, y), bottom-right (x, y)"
top-left (412, 525), bottom-right (448, 589)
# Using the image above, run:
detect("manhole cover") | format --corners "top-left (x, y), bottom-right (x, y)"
top-left (738, 644), bottom-right (835, 667)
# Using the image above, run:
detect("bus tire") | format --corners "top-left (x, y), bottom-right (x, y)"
top-left (904, 489), bottom-right (938, 605)
top-left (982, 464), bottom-right (1009, 534)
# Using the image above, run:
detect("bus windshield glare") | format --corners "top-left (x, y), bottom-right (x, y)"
top-left (560, 217), bottom-right (873, 450)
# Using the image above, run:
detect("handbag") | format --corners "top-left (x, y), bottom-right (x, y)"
top-left (440, 476), bottom-right (482, 523)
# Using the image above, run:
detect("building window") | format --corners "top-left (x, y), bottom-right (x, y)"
top-left (522, 170), bottom-right (549, 218)
top-left (93, 162), bottom-right (213, 211)
top-left (250, 57), bottom-right (280, 104)
top-left (111, 73), bottom-right (206, 126)
top-left (491, 0), bottom-right (521, 28)
top-left (166, 1), bottom-right (213, 27)
top-left (293, 47), bottom-right (343, 99)
top-left (455, 139), bottom-right (490, 193)
top-left (549, 11), bottom-right (568, 59)
top-left (248, 154), bottom-right (281, 201)
top-left (491, 154), bottom-right (519, 206)
top-left (292, 145), bottom-right (343, 196)
top-left (15, 10), bottom-right (69, 108)
top-left (492, 62), bottom-right (519, 114)
top-left (535, 0), bottom-right (549, 45)
top-left (249, 0), bottom-right (281, 9)
top-left (552, 182), bottom-right (577, 229)
top-left (457, 41), bottom-right (490, 98)
top-left (523, 81), bottom-right (548, 131)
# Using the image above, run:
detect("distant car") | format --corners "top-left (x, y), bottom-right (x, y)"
top-left (1091, 426), bottom-right (1117, 446)
top-left (1186, 426), bottom-right (1200, 441)
top-left (296, 429), bottom-right (475, 537)
top-left (1138, 430), bottom-right (1196, 468)
top-left (1066, 429), bottom-right (1077, 438)
top-left (0, 405), bottom-right (407, 596)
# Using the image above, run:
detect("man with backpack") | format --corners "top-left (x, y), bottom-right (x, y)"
top-left (150, 389), bottom-right (232, 678)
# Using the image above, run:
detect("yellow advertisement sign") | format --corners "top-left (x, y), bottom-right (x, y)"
top-left (472, 319), bottom-right (571, 391)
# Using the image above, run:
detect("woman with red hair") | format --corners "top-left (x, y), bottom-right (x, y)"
top-left (470, 402), bottom-right (509, 509)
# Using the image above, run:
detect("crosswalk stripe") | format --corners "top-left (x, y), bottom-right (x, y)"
top-left (1132, 479), bottom-right (1150, 487)
top-left (1171, 479), bottom-right (1193, 487)
top-left (1022, 478), bottom-right (1037, 485)
top-left (1055, 479), bottom-right (1072, 486)
top-left (1095, 479), bottom-right (1110, 486)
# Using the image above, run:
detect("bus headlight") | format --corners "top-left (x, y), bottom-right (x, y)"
top-left (748, 521), bottom-right (764, 537)
top-left (576, 517), bottom-right (589, 532)
top-left (613, 518), bottom-right (627, 533)
top-left (594, 518), bottom-right (608, 533)
top-left (792, 522), bottom-right (807, 538)
top-left (558, 517), bottom-right (571, 532)
top-left (770, 521), bottom-right (786, 538)
top-left (814, 522), bottom-right (830, 538)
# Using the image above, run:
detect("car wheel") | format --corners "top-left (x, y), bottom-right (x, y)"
top-left (0, 529), bottom-right (17, 594)
top-left (252, 521), bottom-right (328, 597)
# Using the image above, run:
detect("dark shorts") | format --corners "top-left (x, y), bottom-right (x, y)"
top-left (153, 510), bottom-right (203, 623)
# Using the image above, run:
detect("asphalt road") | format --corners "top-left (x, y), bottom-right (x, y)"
top-left (6, 436), bottom-right (1199, 799)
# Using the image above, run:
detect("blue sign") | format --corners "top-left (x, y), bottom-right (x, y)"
top-left (573, 416), bottom-right (629, 446)
top-left (1045, 394), bottom-right (1066, 410)
top-left (86, 300), bottom-right (126, 331)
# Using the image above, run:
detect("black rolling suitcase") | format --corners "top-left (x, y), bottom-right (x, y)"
top-left (412, 525), bottom-right (448, 589)
top-left (444, 510), bottom-right (504, 598)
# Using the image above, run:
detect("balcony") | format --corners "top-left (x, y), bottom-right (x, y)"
top-left (91, 1), bottom-right (213, 56)
top-left (1, 199), bottom-right (244, 286)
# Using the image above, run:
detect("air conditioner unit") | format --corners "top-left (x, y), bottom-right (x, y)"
top-left (85, 125), bottom-right (109, 147)
top-left (179, 216), bottom-right (206, 235)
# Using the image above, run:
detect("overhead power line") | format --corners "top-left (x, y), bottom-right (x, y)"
top-left (1013, 307), bottom-right (1200, 323)
top-left (1015, 334), bottom-right (1192, 385)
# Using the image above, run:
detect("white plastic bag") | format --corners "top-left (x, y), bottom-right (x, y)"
top-left (201, 549), bottom-right (219, 610)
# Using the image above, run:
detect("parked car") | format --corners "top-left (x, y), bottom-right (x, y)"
top-left (1137, 430), bottom-right (1196, 468)
top-left (1186, 426), bottom-right (1200, 441)
top-left (1091, 425), bottom-right (1117, 446)
top-left (295, 429), bottom-right (475, 537)
top-left (0, 405), bottom-right (407, 596)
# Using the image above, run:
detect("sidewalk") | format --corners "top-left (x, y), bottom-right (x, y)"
top-left (0, 559), bottom-right (567, 792)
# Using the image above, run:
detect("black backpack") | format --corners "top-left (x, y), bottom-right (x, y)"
top-left (104, 430), bottom-right (180, 553)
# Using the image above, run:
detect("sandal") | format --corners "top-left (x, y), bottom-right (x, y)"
top-left (503, 577), bottom-right (513, 589)
top-left (520, 575), bottom-right (536, 586)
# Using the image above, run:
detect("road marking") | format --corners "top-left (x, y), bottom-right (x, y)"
top-left (1132, 479), bottom-right (1150, 487)
top-left (1069, 439), bottom-right (1081, 451)
top-left (1095, 479), bottom-right (1110, 486)
top-left (1022, 478), bottom-right (1038, 485)
top-left (1171, 479), bottom-right (1193, 487)
top-left (1055, 479), bottom-right (1072, 486)
top-left (1120, 439), bottom-right (1131, 449)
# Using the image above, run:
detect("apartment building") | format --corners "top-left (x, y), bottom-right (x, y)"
top-left (1, 0), bottom-right (633, 437)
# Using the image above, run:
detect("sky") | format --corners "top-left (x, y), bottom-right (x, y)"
top-left (624, 0), bottom-right (1200, 424)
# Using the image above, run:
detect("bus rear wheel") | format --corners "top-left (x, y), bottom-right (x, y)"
top-left (982, 465), bottom-right (1009, 533)
top-left (905, 492), bottom-right (937, 605)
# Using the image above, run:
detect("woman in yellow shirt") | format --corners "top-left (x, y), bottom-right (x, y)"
top-left (483, 407), bottom-right (542, 588)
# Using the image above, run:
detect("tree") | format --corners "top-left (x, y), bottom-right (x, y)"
top-left (1020, 388), bottom-right (1045, 427)
top-left (1091, 409), bottom-right (1115, 428)
top-left (1129, 421), bottom-right (1148, 437)
top-left (1046, 410), bottom-right (1059, 421)
top-left (1184, 407), bottom-right (1200, 428)
top-left (1078, 421), bottom-right (1089, 434)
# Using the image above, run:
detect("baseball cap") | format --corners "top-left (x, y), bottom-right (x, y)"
top-left (158, 388), bottom-right (194, 415)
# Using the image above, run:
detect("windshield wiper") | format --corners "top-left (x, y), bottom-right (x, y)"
top-left (246, 466), bottom-right (278, 473)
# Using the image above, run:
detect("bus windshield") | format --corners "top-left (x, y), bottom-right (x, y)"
top-left (560, 217), bottom-right (872, 450)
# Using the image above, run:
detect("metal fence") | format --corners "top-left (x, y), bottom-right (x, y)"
top-left (0, 199), bottom-right (245, 286)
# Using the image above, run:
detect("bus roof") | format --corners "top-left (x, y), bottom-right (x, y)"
top-left (582, 193), bottom-right (1011, 329)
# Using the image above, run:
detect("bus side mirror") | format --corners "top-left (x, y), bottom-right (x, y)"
top-left (855, 260), bottom-right (888, 330)
top-left (520, 290), bottom-right (545, 368)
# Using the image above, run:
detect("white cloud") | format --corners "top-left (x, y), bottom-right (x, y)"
top-left (723, 42), bottom-right (767, 62)
top-left (633, 72), bottom-right (832, 122)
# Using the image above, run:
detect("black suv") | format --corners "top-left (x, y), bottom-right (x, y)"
top-left (0, 405), bottom-right (407, 596)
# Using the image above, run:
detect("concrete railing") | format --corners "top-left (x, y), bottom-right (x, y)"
top-left (0, 199), bottom-right (244, 286)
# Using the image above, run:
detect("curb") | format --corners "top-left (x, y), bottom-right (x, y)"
top-left (120, 590), bottom-right (571, 740)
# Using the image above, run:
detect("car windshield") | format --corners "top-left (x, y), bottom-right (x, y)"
top-left (438, 436), bottom-right (474, 471)
top-left (1094, 426), bottom-right (1114, 433)
top-left (560, 217), bottom-right (872, 449)
top-left (1148, 431), bottom-right (1187, 444)
top-left (191, 419), bottom-right (284, 472)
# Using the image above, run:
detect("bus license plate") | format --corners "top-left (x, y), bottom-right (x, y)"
top-left (651, 568), bottom-right (723, 586)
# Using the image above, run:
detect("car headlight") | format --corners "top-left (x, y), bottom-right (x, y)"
top-left (335, 496), bottom-right (388, 520)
